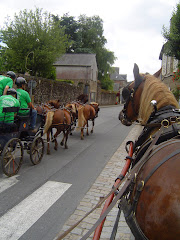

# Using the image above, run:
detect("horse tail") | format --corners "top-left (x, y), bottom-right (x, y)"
top-left (77, 106), bottom-right (86, 131)
top-left (44, 111), bottom-right (54, 134)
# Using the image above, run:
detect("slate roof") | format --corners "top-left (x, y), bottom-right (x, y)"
top-left (110, 72), bottom-right (127, 81)
top-left (54, 53), bottom-right (96, 67)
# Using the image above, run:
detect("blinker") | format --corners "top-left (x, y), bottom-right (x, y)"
top-left (122, 87), bottom-right (131, 101)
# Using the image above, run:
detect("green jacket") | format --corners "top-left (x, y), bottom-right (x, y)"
top-left (0, 75), bottom-right (13, 96)
top-left (0, 95), bottom-right (20, 123)
top-left (16, 88), bottom-right (31, 115)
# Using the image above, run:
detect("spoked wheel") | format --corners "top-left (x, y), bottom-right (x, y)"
top-left (30, 136), bottom-right (44, 165)
top-left (2, 138), bottom-right (23, 177)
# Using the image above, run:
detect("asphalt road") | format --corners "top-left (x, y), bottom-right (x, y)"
top-left (0, 105), bottom-right (132, 240)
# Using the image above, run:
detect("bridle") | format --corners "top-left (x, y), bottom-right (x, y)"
top-left (122, 77), bottom-right (145, 123)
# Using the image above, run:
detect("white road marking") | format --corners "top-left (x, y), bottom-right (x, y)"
top-left (0, 175), bottom-right (19, 194)
top-left (0, 180), bottom-right (71, 240)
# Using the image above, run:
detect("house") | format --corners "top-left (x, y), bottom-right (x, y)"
top-left (110, 67), bottom-right (127, 103)
top-left (159, 44), bottom-right (179, 90)
top-left (54, 53), bottom-right (98, 102)
top-left (110, 67), bottom-right (127, 91)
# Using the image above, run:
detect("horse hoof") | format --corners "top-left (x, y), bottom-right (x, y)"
top-left (60, 142), bottom-right (63, 146)
top-left (91, 130), bottom-right (93, 133)
top-left (65, 146), bottom-right (68, 149)
top-left (54, 147), bottom-right (58, 151)
top-left (70, 133), bottom-right (72, 135)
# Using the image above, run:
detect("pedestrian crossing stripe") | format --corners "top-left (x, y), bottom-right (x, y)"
top-left (0, 181), bottom-right (71, 240)
top-left (0, 175), bottom-right (19, 194)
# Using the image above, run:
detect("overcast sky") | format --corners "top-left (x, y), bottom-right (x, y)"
top-left (0, 0), bottom-right (179, 81)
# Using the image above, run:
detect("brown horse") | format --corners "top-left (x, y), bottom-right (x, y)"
top-left (119, 64), bottom-right (180, 240)
top-left (77, 104), bottom-right (96, 140)
top-left (43, 108), bottom-right (72, 154)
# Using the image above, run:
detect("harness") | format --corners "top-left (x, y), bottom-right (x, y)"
top-left (121, 106), bottom-right (180, 239)
top-left (133, 106), bottom-right (180, 163)
top-left (122, 77), bottom-right (145, 122)
top-left (121, 140), bottom-right (180, 240)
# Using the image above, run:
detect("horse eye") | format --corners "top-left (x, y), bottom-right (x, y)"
top-left (122, 87), bottom-right (131, 101)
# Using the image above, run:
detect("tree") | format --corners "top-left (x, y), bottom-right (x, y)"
top-left (0, 8), bottom-right (70, 78)
top-left (162, 3), bottom-right (180, 60)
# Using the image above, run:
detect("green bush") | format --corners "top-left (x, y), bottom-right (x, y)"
top-left (56, 79), bottom-right (74, 84)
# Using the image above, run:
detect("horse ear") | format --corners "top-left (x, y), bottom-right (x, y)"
top-left (133, 63), bottom-right (143, 88)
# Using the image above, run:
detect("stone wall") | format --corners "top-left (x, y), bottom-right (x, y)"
top-left (17, 74), bottom-right (116, 105)
top-left (96, 82), bottom-right (116, 105)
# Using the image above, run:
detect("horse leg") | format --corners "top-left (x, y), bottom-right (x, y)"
top-left (60, 130), bottom-right (65, 146)
top-left (91, 119), bottom-right (94, 133)
top-left (53, 129), bottom-right (60, 151)
top-left (86, 121), bottom-right (89, 135)
top-left (70, 125), bottom-right (73, 135)
top-left (81, 127), bottom-right (84, 140)
top-left (50, 128), bottom-right (54, 141)
top-left (64, 130), bottom-right (69, 149)
top-left (46, 131), bottom-right (51, 155)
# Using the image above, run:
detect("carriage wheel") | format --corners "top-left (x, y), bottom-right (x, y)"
top-left (2, 138), bottom-right (23, 177)
top-left (30, 136), bottom-right (44, 165)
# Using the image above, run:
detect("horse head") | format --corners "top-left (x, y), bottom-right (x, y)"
top-left (65, 103), bottom-right (76, 113)
top-left (119, 63), bottom-right (144, 126)
top-left (65, 103), bottom-right (78, 120)
top-left (48, 99), bottom-right (61, 109)
top-left (119, 63), bottom-right (179, 126)
top-left (90, 102), bottom-right (100, 117)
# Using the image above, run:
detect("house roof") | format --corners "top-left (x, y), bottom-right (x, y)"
top-left (54, 53), bottom-right (97, 67)
top-left (110, 72), bottom-right (127, 81)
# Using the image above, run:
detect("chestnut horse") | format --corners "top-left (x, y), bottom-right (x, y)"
top-left (119, 64), bottom-right (180, 240)
top-left (43, 108), bottom-right (72, 154)
top-left (77, 104), bottom-right (96, 140)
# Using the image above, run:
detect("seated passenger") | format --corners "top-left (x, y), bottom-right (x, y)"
top-left (0, 88), bottom-right (20, 124)
top-left (0, 71), bottom-right (16, 96)
top-left (15, 77), bottom-right (37, 132)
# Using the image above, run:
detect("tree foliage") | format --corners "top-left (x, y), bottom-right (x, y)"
top-left (0, 8), bottom-right (69, 78)
top-left (162, 3), bottom-right (180, 60)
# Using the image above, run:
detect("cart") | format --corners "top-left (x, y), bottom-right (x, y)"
top-left (0, 107), bottom-right (45, 177)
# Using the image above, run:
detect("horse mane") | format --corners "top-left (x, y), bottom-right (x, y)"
top-left (139, 74), bottom-right (179, 124)
top-left (44, 111), bottom-right (54, 134)
top-left (90, 102), bottom-right (99, 106)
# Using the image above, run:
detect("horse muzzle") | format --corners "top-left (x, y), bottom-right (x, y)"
top-left (119, 111), bottom-right (132, 126)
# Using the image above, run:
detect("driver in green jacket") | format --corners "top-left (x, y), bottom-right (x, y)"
top-left (0, 71), bottom-right (16, 96)
top-left (15, 77), bottom-right (37, 131)
top-left (0, 88), bottom-right (20, 123)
